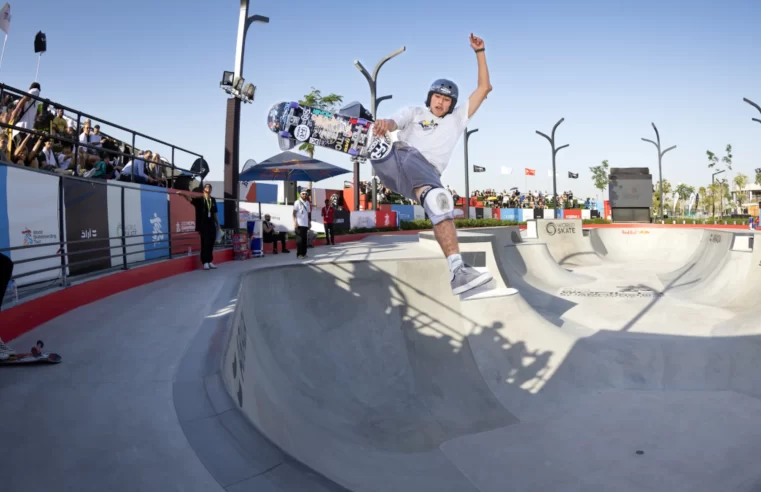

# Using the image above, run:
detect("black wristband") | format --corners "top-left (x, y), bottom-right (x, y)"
top-left (475, 48), bottom-right (485, 53)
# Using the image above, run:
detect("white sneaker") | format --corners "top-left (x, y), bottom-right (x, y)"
top-left (0, 338), bottom-right (16, 359)
top-left (209, 263), bottom-right (217, 269)
top-left (203, 263), bottom-right (210, 270)
top-left (451, 264), bottom-right (493, 295)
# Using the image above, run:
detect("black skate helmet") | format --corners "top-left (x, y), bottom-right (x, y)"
top-left (425, 78), bottom-right (459, 115)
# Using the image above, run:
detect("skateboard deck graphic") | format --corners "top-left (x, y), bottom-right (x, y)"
top-left (267, 101), bottom-right (392, 160)
top-left (0, 340), bottom-right (62, 365)
top-left (0, 352), bottom-right (62, 364)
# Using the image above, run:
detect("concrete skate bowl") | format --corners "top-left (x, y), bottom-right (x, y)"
top-left (221, 255), bottom-right (761, 492)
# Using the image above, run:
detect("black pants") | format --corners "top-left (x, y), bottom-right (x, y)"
top-left (296, 226), bottom-right (309, 256)
top-left (324, 223), bottom-right (335, 245)
top-left (264, 232), bottom-right (287, 252)
top-left (199, 222), bottom-right (217, 265)
top-left (0, 253), bottom-right (13, 311)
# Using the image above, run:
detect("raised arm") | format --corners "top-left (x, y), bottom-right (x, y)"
top-left (467, 33), bottom-right (493, 119)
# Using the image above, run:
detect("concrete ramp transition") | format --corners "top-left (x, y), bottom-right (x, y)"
top-left (220, 227), bottom-right (761, 491)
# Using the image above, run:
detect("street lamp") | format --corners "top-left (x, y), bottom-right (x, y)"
top-left (463, 127), bottom-right (479, 219)
top-left (641, 122), bottom-right (676, 220)
top-left (712, 169), bottom-right (725, 218)
top-left (354, 46), bottom-right (406, 211)
top-left (222, 0), bottom-right (269, 232)
top-left (536, 118), bottom-right (569, 216)
top-left (743, 98), bottom-right (761, 125)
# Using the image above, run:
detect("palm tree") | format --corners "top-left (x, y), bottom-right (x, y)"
top-left (733, 173), bottom-right (749, 213)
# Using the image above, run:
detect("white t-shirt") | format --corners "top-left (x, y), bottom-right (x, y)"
top-left (390, 99), bottom-right (470, 175)
top-left (293, 199), bottom-right (311, 228)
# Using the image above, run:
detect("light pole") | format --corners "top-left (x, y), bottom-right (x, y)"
top-left (464, 127), bottom-right (479, 219)
top-left (743, 98), bottom-right (761, 125)
top-left (354, 46), bottom-right (406, 211)
top-left (536, 118), bottom-right (569, 216)
top-left (712, 169), bottom-right (725, 218)
top-left (641, 122), bottom-right (676, 220)
top-left (223, 0), bottom-right (268, 232)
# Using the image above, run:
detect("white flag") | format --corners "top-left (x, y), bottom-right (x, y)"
top-left (547, 169), bottom-right (558, 177)
top-left (0, 3), bottom-right (10, 35)
top-left (501, 166), bottom-right (512, 175)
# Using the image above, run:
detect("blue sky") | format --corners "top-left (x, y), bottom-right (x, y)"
top-left (2, 0), bottom-right (760, 201)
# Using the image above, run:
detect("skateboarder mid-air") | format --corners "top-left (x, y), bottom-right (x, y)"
top-left (371, 33), bottom-right (493, 295)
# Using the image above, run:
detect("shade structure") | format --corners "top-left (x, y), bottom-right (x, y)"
top-left (239, 152), bottom-right (351, 183)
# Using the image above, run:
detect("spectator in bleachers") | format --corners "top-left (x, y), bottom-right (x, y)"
top-left (12, 132), bottom-right (43, 168)
top-left (119, 150), bottom-right (158, 185)
top-left (9, 82), bottom-right (41, 142)
top-left (51, 107), bottom-right (67, 136)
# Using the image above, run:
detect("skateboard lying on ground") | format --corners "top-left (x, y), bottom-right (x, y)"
top-left (0, 340), bottom-right (62, 365)
top-left (267, 101), bottom-right (393, 160)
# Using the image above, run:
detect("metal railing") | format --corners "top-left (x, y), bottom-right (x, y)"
top-left (1, 83), bottom-right (205, 186)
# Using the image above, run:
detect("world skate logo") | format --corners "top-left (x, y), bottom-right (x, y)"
top-left (22, 228), bottom-right (34, 246)
top-left (417, 119), bottom-right (438, 131)
top-left (545, 222), bottom-right (575, 236)
top-left (150, 213), bottom-right (164, 246)
top-left (21, 227), bottom-right (56, 246)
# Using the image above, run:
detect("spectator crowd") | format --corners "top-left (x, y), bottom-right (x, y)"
top-left (1, 82), bottom-right (186, 187)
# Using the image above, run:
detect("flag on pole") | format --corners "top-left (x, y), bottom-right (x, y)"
top-left (0, 3), bottom-right (10, 34)
top-left (473, 165), bottom-right (485, 173)
top-left (500, 166), bottom-right (512, 175)
top-left (568, 171), bottom-right (579, 179)
top-left (524, 168), bottom-right (535, 176)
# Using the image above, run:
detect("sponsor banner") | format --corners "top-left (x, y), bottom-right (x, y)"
top-left (413, 205), bottom-right (426, 220)
top-left (544, 209), bottom-right (556, 219)
top-left (491, 208), bottom-right (501, 220)
top-left (581, 209), bottom-right (591, 220)
top-left (241, 202), bottom-right (315, 234)
top-left (594, 200), bottom-right (604, 212)
top-left (520, 208), bottom-right (535, 221)
top-left (140, 185), bottom-right (170, 261)
top-left (453, 206), bottom-right (466, 219)
top-left (107, 182), bottom-right (144, 268)
top-left (64, 179), bottom-right (111, 277)
top-left (481, 208), bottom-right (493, 219)
top-left (591, 209), bottom-right (601, 218)
top-left (216, 201), bottom-right (225, 227)
top-left (533, 208), bottom-right (545, 219)
top-left (542, 220), bottom-right (580, 237)
top-left (391, 204), bottom-right (415, 223)
top-left (255, 183), bottom-right (278, 204)
top-left (604, 200), bottom-right (612, 220)
top-left (475, 208), bottom-right (484, 220)
top-left (500, 208), bottom-right (520, 221)
top-left (564, 209), bottom-right (582, 219)
top-left (333, 209), bottom-right (350, 231)
top-left (169, 192), bottom-right (198, 255)
top-left (351, 211), bottom-right (376, 230)
top-left (375, 211), bottom-right (397, 229)
top-left (5, 167), bottom-right (61, 285)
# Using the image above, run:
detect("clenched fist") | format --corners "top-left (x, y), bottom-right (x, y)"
top-left (470, 33), bottom-right (485, 51)
top-left (373, 118), bottom-right (395, 136)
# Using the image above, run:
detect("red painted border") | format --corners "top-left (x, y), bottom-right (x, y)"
top-left (0, 230), bottom-right (421, 342)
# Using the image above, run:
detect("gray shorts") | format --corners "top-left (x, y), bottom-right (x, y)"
top-left (370, 142), bottom-right (443, 201)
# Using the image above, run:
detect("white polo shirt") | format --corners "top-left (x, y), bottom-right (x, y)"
top-left (293, 198), bottom-right (311, 228)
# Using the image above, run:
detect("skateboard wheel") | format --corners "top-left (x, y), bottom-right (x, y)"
top-left (280, 131), bottom-right (291, 138)
top-left (356, 118), bottom-right (368, 126)
top-left (348, 149), bottom-right (359, 156)
top-left (288, 102), bottom-right (300, 109)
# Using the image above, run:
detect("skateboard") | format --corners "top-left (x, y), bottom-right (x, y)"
top-left (267, 101), bottom-right (393, 160)
top-left (0, 340), bottom-right (62, 365)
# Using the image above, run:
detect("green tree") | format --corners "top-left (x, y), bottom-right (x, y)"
top-left (698, 186), bottom-right (708, 214)
top-left (652, 179), bottom-right (672, 216)
top-left (733, 173), bottom-right (749, 211)
top-left (675, 183), bottom-right (695, 215)
top-left (755, 170), bottom-right (761, 187)
top-left (298, 88), bottom-right (343, 159)
top-left (589, 159), bottom-right (610, 198)
top-left (707, 144), bottom-right (733, 171)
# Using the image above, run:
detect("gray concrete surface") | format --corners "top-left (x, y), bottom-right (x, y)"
top-left (3, 227), bottom-right (761, 491)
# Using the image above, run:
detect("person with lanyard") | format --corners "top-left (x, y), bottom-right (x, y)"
top-left (178, 183), bottom-right (220, 270)
top-left (292, 190), bottom-right (311, 259)
top-left (321, 198), bottom-right (336, 245)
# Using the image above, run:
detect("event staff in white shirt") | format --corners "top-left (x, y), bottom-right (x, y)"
top-left (292, 190), bottom-right (311, 259)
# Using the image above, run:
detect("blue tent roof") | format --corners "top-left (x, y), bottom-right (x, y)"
top-left (239, 151), bottom-right (351, 182)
